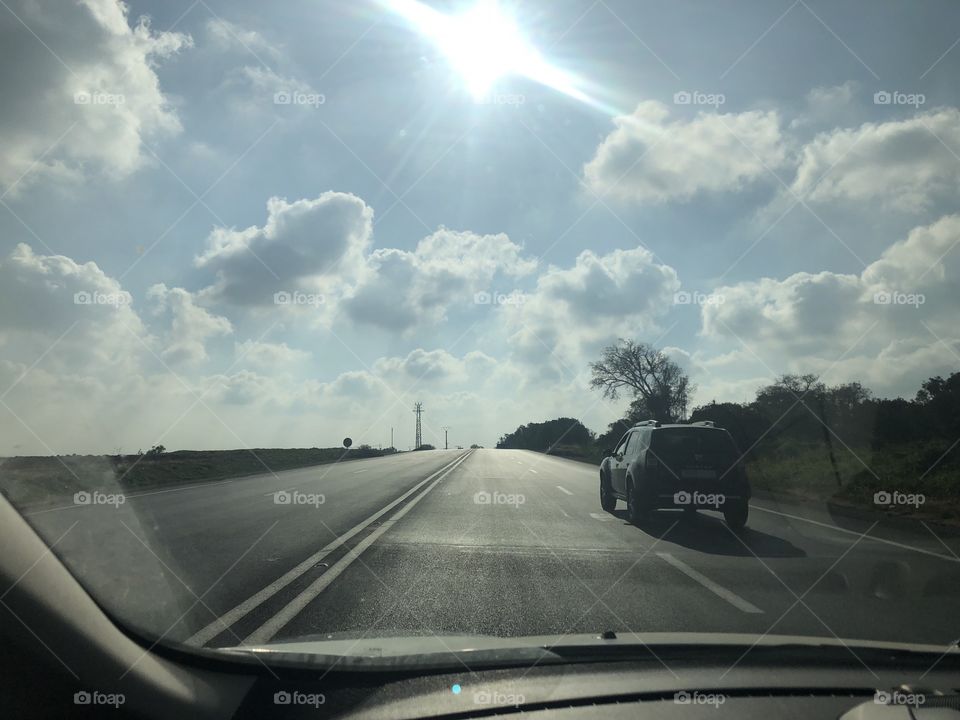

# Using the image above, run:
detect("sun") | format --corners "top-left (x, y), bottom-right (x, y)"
top-left (385, 0), bottom-right (548, 99)
top-left (434, 1), bottom-right (537, 98)
top-left (384, 0), bottom-right (600, 109)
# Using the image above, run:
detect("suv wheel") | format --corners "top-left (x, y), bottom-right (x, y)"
top-left (723, 498), bottom-right (749, 532)
top-left (599, 473), bottom-right (616, 513)
top-left (626, 477), bottom-right (646, 525)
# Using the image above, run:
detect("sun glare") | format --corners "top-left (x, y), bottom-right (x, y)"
top-left (384, 0), bottom-right (596, 106)
top-left (436, 1), bottom-right (536, 98)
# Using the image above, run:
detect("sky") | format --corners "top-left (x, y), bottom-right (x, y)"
top-left (1, 0), bottom-right (960, 454)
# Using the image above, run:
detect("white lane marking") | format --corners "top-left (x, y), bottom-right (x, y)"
top-left (750, 504), bottom-right (960, 564)
top-left (243, 452), bottom-right (471, 645)
top-left (657, 552), bottom-right (764, 614)
top-left (352, 468), bottom-right (370, 474)
top-left (556, 485), bottom-right (573, 495)
top-left (528, 468), bottom-right (538, 474)
top-left (559, 509), bottom-right (570, 517)
top-left (187, 452), bottom-right (472, 646)
top-left (589, 512), bottom-right (615, 522)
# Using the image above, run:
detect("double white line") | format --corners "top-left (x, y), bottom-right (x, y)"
top-left (188, 451), bottom-right (471, 647)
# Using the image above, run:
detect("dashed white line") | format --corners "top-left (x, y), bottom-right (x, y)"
top-left (352, 468), bottom-right (370, 474)
top-left (556, 485), bottom-right (573, 495)
top-left (657, 552), bottom-right (763, 614)
top-left (529, 468), bottom-right (538, 474)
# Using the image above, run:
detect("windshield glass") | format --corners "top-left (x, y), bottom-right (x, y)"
top-left (652, 429), bottom-right (737, 457)
top-left (1, 0), bottom-right (959, 676)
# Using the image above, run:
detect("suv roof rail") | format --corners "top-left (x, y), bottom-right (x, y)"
top-left (691, 420), bottom-right (715, 427)
top-left (633, 419), bottom-right (661, 427)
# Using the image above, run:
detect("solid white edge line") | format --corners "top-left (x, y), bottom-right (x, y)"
top-left (186, 451), bottom-right (471, 646)
top-left (657, 552), bottom-right (764, 614)
top-left (750, 504), bottom-right (960, 564)
top-left (242, 452), bottom-right (471, 645)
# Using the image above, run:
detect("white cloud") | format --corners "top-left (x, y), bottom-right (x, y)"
top-left (196, 191), bottom-right (374, 305)
top-left (503, 246), bottom-right (680, 374)
top-left (791, 108), bottom-right (960, 212)
top-left (147, 284), bottom-right (232, 365)
top-left (343, 227), bottom-right (536, 331)
top-left (235, 339), bottom-right (310, 366)
top-left (205, 18), bottom-right (279, 58)
top-left (583, 101), bottom-right (786, 204)
top-left (0, 243), bottom-right (145, 375)
top-left (699, 215), bottom-right (960, 396)
top-left (0, 0), bottom-right (191, 192)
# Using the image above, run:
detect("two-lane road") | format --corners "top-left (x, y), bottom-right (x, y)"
top-left (19, 449), bottom-right (960, 653)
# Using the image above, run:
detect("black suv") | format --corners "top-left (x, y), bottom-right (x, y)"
top-left (599, 420), bottom-right (751, 530)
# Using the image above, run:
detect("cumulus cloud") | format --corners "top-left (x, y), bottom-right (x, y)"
top-left (147, 284), bottom-right (232, 365)
top-left (196, 191), bottom-right (374, 305)
top-left (0, 0), bottom-right (190, 192)
top-left (699, 215), bottom-right (960, 394)
top-left (343, 228), bottom-right (536, 331)
top-left (790, 108), bottom-right (960, 212)
top-left (0, 243), bottom-right (145, 374)
top-left (583, 101), bottom-right (787, 204)
top-left (503, 246), bottom-right (680, 374)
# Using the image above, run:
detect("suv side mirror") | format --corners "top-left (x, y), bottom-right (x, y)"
top-left (603, 448), bottom-right (613, 458)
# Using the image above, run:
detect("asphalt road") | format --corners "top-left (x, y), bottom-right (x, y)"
top-left (19, 448), bottom-right (960, 653)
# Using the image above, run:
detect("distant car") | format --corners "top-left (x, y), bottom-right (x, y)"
top-left (599, 420), bottom-right (750, 530)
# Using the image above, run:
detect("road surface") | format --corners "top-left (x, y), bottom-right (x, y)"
top-left (19, 449), bottom-right (960, 653)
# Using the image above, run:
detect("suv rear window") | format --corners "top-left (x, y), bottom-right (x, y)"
top-left (651, 428), bottom-right (737, 457)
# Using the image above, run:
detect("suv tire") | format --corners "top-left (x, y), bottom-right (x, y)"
top-left (626, 477), bottom-right (646, 525)
top-left (723, 498), bottom-right (749, 532)
top-left (599, 473), bottom-right (616, 513)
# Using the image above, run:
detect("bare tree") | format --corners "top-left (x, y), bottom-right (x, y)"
top-left (589, 339), bottom-right (694, 422)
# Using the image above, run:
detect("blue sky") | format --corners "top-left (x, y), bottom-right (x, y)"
top-left (2, 0), bottom-right (960, 453)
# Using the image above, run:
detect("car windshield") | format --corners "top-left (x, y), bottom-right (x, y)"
top-left (1, 0), bottom-right (959, 683)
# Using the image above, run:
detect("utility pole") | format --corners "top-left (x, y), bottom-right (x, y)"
top-left (390, 426), bottom-right (394, 450)
top-left (441, 426), bottom-right (450, 450)
top-left (413, 402), bottom-right (423, 449)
